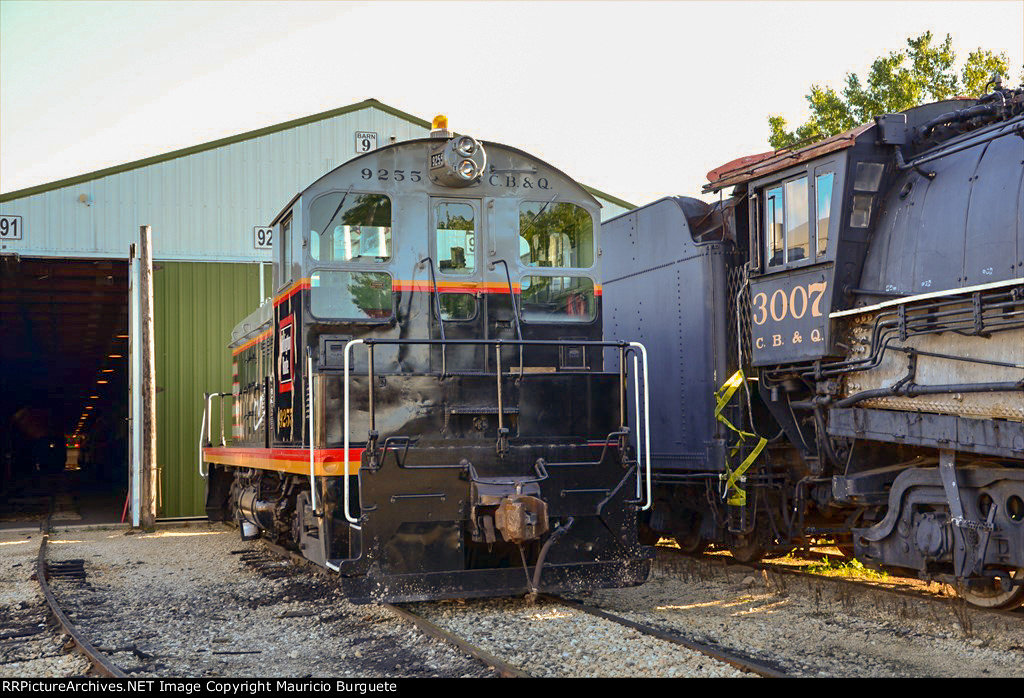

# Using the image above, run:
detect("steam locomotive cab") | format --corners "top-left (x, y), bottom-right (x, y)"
top-left (202, 123), bottom-right (654, 603)
top-left (726, 87), bottom-right (1024, 606)
top-left (604, 85), bottom-right (1024, 608)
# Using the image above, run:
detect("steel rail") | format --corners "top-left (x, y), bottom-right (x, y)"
top-left (542, 594), bottom-right (786, 678)
top-left (36, 528), bottom-right (126, 678)
top-left (259, 541), bottom-right (529, 677)
top-left (679, 548), bottom-right (1024, 623)
top-left (384, 604), bottom-right (531, 678)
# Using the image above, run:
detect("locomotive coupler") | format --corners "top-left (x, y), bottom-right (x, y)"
top-left (467, 460), bottom-right (550, 544)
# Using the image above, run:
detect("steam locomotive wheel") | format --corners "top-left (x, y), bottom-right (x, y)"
top-left (638, 523), bottom-right (661, 546)
top-left (672, 510), bottom-right (707, 554)
top-left (837, 545), bottom-right (856, 559)
top-left (960, 568), bottom-right (1024, 610)
top-left (727, 533), bottom-right (764, 564)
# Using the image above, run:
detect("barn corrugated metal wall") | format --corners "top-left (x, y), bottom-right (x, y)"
top-left (0, 107), bottom-right (431, 261)
top-left (155, 261), bottom-right (269, 517)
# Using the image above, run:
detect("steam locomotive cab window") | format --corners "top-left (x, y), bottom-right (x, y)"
top-left (437, 292), bottom-right (477, 321)
top-left (519, 202), bottom-right (594, 268)
top-left (853, 161), bottom-right (884, 192)
top-left (520, 275), bottom-right (595, 323)
top-left (784, 177), bottom-right (809, 262)
top-left (309, 193), bottom-right (392, 262)
top-left (435, 201), bottom-right (477, 274)
top-left (815, 171), bottom-right (834, 257)
top-left (309, 270), bottom-right (393, 320)
top-left (761, 171), bottom-right (836, 271)
top-left (765, 186), bottom-right (785, 268)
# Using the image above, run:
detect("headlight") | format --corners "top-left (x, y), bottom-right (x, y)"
top-left (429, 134), bottom-right (486, 188)
top-left (455, 136), bottom-right (477, 157)
top-left (457, 159), bottom-right (478, 180)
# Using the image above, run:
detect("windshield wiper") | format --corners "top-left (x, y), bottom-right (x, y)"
top-left (316, 184), bottom-right (354, 239)
top-left (519, 193), bottom-right (559, 238)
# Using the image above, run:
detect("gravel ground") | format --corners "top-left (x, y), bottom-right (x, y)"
top-left (40, 523), bottom-right (493, 678)
top-left (584, 550), bottom-right (1024, 678)
top-left (19, 523), bottom-right (1024, 678)
top-left (0, 530), bottom-right (90, 677)
top-left (406, 596), bottom-right (752, 677)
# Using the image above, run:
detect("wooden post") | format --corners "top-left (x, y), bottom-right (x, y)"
top-left (139, 225), bottom-right (157, 530)
top-left (128, 244), bottom-right (142, 527)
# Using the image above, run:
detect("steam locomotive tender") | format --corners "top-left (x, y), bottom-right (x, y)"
top-left (201, 120), bottom-right (654, 604)
top-left (603, 85), bottom-right (1024, 608)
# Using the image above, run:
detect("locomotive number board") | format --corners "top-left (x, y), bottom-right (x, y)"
top-left (750, 267), bottom-right (831, 366)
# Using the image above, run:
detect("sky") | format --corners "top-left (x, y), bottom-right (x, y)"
top-left (1, 1), bottom-right (1022, 208)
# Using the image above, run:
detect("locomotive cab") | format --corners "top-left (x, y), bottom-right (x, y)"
top-left (701, 86), bottom-right (1024, 606)
top-left (201, 123), bottom-right (654, 603)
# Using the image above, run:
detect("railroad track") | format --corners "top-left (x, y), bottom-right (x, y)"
top-left (384, 603), bottom-right (529, 678)
top-left (257, 541), bottom-right (770, 677)
top-left (258, 541), bottom-right (522, 677)
top-left (35, 521), bottom-right (125, 677)
top-left (673, 546), bottom-right (1024, 624)
top-left (540, 594), bottom-right (783, 677)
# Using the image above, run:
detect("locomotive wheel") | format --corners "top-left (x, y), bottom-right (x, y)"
top-left (672, 510), bottom-right (707, 554)
top-left (638, 523), bottom-right (662, 546)
top-left (837, 545), bottom-right (857, 559)
top-left (960, 568), bottom-right (1024, 610)
top-left (727, 533), bottom-right (765, 564)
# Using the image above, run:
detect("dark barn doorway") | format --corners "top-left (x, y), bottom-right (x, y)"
top-left (0, 256), bottom-right (129, 526)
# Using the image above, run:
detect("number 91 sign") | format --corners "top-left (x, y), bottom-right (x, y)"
top-left (0, 215), bottom-right (23, 240)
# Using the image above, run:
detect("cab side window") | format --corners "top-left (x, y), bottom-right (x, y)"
top-left (784, 177), bottom-right (809, 262)
top-left (765, 186), bottom-right (784, 268)
top-left (279, 215), bottom-right (293, 288)
top-left (760, 170), bottom-right (832, 271)
top-left (815, 171), bottom-right (834, 257)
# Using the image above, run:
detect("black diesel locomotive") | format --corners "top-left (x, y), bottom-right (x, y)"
top-left (201, 119), bottom-right (653, 603)
top-left (603, 85), bottom-right (1024, 608)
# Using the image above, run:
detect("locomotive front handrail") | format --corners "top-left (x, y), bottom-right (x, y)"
top-left (487, 259), bottom-right (524, 342)
top-left (341, 336), bottom-right (654, 524)
top-left (343, 338), bottom-right (365, 528)
top-left (418, 256), bottom-right (447, 377)
top-left (629, 342), bottom-right (653, 512)
top-left (307, 351), bottom-right (319, 516)
top-left (198, 391), bottom-right (230, 478)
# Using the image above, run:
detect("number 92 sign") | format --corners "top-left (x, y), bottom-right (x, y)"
top-left (253, 226), bottom-right (273, 250)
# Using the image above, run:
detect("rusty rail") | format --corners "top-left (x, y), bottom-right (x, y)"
top-left (36, 528), bottom-right (126, 678)
top-left (686, 548), bottom-right (1024, 623)
top-left (384, 604), bottom-right (531, 678)
top-left (543, 594), bottom-right (786, 678)
top-left (260, 541), bottom-right (529, 677)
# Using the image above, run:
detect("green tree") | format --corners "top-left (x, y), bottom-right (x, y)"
top-left (768, 32), bottom-right (1012, 149)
